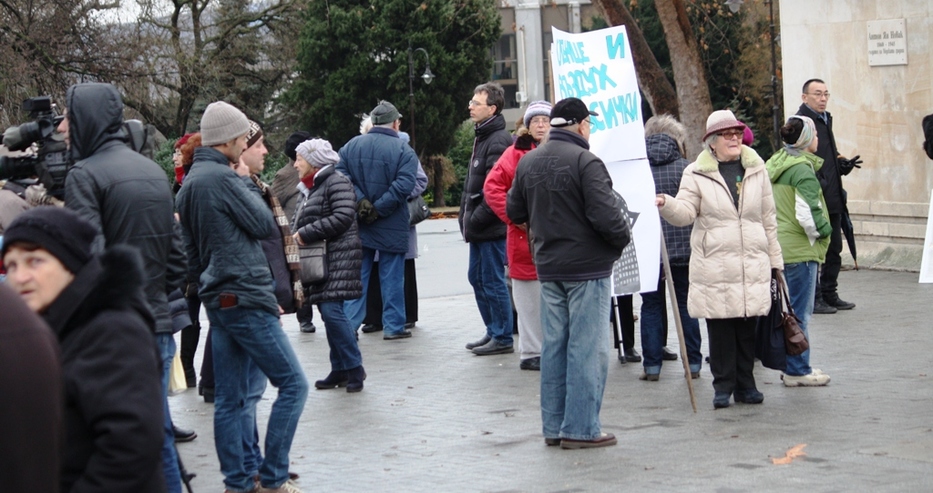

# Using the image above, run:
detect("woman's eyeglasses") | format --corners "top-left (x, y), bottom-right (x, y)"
top-left (717, 130), bottom-right (743, 140)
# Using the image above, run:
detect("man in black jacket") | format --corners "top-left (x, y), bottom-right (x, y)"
top-left (462, 82), bottom-right (515, 356)
top-left (59, 82), bottom-right (186, 492)
top-left (507, 98), bottom-right (630, 449)
top-left (796, 79), bottom-right (859, 313)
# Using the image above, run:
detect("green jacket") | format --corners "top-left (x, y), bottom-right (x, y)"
top-left (765, 149), bottom-right (832, 264)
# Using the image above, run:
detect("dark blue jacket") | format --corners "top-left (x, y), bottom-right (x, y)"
top-left (336, 127), bottom-right (417, 253)
top-left (646, 133), bottom-right (693, 265)
top-left (175, 147), bottom-right (278, 314)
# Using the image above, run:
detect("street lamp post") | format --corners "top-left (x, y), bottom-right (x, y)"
top-left (407, 43), bottom-right (435, 153)
top-left (725, 0), bottom-right (781, 148)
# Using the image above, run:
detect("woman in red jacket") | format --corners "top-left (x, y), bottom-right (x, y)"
top-left (483, 101), bottom-right (551, 371)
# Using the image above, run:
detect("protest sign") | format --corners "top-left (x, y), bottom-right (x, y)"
top-left (550, 25), bottom-right (660, 296)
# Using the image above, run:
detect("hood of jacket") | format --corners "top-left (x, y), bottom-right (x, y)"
top-left (66, 83), bottom-right (126, 161)
top-left (766, 148), bottom-right (824, 183)
top-left (695, 144), bottom-right (764, 173)
top-left (646, 133), bottom-right (682, 167)
top-left (42, 245), bottom-right (154, 341)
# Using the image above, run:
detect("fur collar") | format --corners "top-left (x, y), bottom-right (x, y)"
top-left (695, 145), bottom-right (765, 173)
top-left (514, 133), bottom-right (537, 151)
top-left (43, 245), bottom-right (154, 341)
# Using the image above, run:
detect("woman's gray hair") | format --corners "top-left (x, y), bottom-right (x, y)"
top-left (359, 115), bottom-right (373, 135)
top-left (644, 114), bottom-right (687, 144)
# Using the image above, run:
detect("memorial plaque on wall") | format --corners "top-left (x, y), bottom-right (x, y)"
top-left (867, 19), bottom-right (907, 66)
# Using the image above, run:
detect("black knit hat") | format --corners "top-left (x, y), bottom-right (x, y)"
top-left (284, 131), bottom-right (312, 161)
top-left (2, 207), bottom-right (96, 273)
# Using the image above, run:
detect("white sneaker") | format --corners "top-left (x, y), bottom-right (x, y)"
top-left (259, 481), bottom-right (301, 493)
top-left (783, 372), bottom-right (831, 387)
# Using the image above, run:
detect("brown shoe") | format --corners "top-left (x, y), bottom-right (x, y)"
top-left (560, 432), bottom-right (617, 449)
top-left (544, 437), bottom-right (561, 446)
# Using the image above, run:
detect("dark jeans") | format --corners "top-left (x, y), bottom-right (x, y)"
top-left (816, 212), bottom-right (843, 301)
top-left (609, 295), bottom-right (635, 350)
top-left (362, 259), bottom-right (418, 326)
top-left (640, 265), bottom-right (702, 373)
top-left (180, 291), bottom-right (202, 386)
top-left (706, 317), bottom-right (758, 394)
top-left (201, 328), bottom-right (214, 390)
top-left (296, 301), bottom-right (315, 325)
top-left (318, 301), bottom-right (363, 371)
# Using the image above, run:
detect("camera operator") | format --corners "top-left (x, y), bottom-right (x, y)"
top-left (57, 82), bottom-right (187, 493)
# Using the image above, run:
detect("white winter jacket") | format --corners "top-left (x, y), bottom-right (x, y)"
top-left (659, 146), bottom-right (783, 319)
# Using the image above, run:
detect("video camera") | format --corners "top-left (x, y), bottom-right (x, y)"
top-left (0, 96), bottom-right (153, 198)
top-left (0, 97), bottom-right (69, 196)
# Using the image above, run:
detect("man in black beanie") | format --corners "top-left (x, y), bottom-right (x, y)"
top-left (272, 129), bottom-right (318, 333)
top-left (3, 206), bottom-right (165, 492)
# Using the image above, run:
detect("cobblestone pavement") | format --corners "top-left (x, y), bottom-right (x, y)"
top-left (172, 219), bottom-right (933, 492)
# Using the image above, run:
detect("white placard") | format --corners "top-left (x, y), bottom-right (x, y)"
top-left (867, 19), bottom-right (908, 67)
top-left (918, 190), bottom-right (933, 283)
top-left (550, 25), bottom-right (660, 295)
top-left (550, 26), bottom-right (647, 162)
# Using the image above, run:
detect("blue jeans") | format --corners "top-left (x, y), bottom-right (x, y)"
top-left (318, 301), bottom-right (363, 371)
top-left (784, 261), bottom-right (817, 376)
top-left (156, 334), bottom-right (182, 493)
top-left (468, 240), bottom-right (513, 345)
top-left (640, 264), bottom-right (702, 374)
top-left (540, 278), bottom-right (610, 440)
top-left (207, 306), bottom-right (309, 492)
top-left (242, 359), bottom-right (266, 477)
top-left (345, 248), bottom-right (406, 336)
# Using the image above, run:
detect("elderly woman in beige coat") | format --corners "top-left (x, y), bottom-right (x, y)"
top-left (655, 110), bottom-right (782, 410)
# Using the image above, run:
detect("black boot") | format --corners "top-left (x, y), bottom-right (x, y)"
top-left (346, 366), bottom-right (366, 393)
top-left (315, 370), bottom-right (349, 389)
top-left (813, 295), bottom-right (838, 314)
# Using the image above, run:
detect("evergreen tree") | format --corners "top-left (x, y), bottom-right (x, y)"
top-left (286, 0), bottom-right (501, 158)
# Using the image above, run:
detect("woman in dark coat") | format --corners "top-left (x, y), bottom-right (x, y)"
top-left (292, 138), bottom-right (366, 392)
top-left (2, 207), bottom-right (165, 493)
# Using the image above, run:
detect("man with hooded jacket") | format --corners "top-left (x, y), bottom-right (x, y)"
top-left (59, 82), bottom-right (185, 493)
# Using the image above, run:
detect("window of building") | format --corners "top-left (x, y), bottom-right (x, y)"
top-left (541, 5), bottom-right (569, 102)
top-left (491, 8), bottom-right (520, 108)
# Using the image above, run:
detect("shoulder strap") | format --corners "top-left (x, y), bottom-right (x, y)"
top-left (776, 271), bottom-right (797, 317)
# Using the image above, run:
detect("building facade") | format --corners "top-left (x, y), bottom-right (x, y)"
top-left (780, 1), bottom-right (933, 272)
top-left (493, 0), bottom-right (600, 124)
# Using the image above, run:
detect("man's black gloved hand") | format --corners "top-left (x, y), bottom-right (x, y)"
top-left (839, 154), bottom-right (862, 175)
top-left (357, 198), bottom-right (378, 224)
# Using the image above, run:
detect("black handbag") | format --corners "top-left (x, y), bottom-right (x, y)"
top-left (408, 195), bottom-right (431, 226)
top-left (755, 271), bottom-right (787, 371)
top-left (299, 241), bottom-right (327, 286)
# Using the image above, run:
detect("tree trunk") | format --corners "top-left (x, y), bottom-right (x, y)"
top-left (654, 0), bottom-right (713, 160)
top-left (590, 0), bottom-right (679, 119)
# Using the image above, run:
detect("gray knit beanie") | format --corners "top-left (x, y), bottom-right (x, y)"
top-left (295, 139), bottom-right (340, 168)
top-left (200, 101), bottom-right (251, 147)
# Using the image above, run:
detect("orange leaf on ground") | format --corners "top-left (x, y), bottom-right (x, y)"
top-left (771, 443), bottom-right (807, 465)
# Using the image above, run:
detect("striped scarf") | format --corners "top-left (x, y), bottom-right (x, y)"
top-left (251, 174), bottom-right (304, 310)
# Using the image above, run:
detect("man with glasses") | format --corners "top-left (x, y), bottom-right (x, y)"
top-left (462, 82), bottom-right (516, 355)
top-left (797, 78), bottom-right (860, 314)
top-left (507, 97), bottom-right (630, 448)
